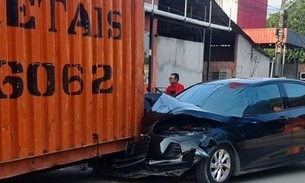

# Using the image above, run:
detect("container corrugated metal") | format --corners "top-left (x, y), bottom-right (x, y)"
top-left (237, 0), bottom-right (268, 29)
top-left (243, 28), bottom-right (288, 44)
top-left (0, 0), bottom-right (144, 179)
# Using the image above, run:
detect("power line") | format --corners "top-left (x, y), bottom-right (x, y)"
top-left (157, 0), bottom-right (273, 18)
top-left (237, 1), bottom-right (275, 15)
top-left (238, 8), bottom-right (271, 17)
top-left (211, 0), bottom-right (278, 17)
top-left (251, 0), bottom-right (281, 10)
top-left (268, 6), bottom-right (281, 10)
top-left (156, 0), bottom-right (275, 28)
top-left (217, 0), bottom-right (281, 10)
top-left (285, 0), bottom-right (300, 9)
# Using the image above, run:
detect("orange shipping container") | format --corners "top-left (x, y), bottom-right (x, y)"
top-left (0, 0), bottom-right (144, 179)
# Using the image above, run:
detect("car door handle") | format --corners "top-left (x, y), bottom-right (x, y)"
top-left (278, 116), bottom-right (289, 123)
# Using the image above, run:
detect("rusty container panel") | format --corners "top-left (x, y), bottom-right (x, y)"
top-left (0, 0), bottom-right (144, 179)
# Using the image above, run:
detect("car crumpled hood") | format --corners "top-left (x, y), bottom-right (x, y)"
top-left (142, 94), bottom-right (230, 131)
top-left (152, 94), bottom-right (229, 121)
top-left (151, 93), bottom-right (203, 113)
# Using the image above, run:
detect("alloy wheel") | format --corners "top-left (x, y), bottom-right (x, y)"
top-left (209, 149), bottom-right (231, 182)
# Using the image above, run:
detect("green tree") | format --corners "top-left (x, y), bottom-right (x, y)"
top-left (266, 0), bottom-right (305, 63)
top-left (267, 12), bottom-right (280, 29)
top-left (268, 0), bottom-right (305, 34)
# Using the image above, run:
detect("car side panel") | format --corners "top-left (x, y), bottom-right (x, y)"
top-left (239, 111), bottom-right (291, 170)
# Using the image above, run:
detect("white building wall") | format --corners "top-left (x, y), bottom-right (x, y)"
top-left (251, 49), bottom-right (270, 78)
top-left (215, 0), bottom-right (238, 23)
top-left (236, 34), bottom-right (270, 78)
top-left (156, 37), bottom-right (204, 88)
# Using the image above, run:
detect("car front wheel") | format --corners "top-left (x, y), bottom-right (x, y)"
top-left (195, 145), bottom-right (234, 183)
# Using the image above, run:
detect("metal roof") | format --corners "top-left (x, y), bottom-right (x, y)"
top-left (286, 29), bottom-right (305, 49)
top-left (244, 28), bottom-right (305, 49)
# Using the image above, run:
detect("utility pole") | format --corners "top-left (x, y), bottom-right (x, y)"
top-left (273, 0), bottom-right (286, 78)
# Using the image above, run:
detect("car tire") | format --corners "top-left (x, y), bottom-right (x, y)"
top-left (195, 145), bottom-right (234, 183)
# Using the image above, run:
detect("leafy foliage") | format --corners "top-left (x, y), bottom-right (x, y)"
top-left (267, 12), bottom-right (280, 29)
top-left (266, 0), bottom-right (305, 63)
top-left (267, 0), bottom-right (305, 34)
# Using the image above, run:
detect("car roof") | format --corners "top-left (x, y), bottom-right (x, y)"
top-left (203, 78), bottom-right (305, 86)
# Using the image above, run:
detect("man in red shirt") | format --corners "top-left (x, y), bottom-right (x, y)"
top-left (165, 73), bottom-right (185, 96)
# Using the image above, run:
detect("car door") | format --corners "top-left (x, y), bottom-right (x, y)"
top-left (241, 83), bottom-right (291, 170)
top-left (281, 82), bottom-right (305, 160)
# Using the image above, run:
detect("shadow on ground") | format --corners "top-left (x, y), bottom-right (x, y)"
top-left (1, 163), bottom-right (305, 183)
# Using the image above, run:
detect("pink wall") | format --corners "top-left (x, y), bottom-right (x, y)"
top-left (237, 0), bottom-right (268, 29)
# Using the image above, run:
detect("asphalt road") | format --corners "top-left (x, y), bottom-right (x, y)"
top-left (1, 163), bottom-right (305, 183)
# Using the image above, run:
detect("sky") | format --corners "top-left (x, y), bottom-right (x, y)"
top-left (267, 0), bottom-right (282, 14)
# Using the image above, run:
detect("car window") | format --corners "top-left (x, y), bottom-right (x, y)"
top-left (243, 84), bottom-right (283, 115)
top-left (283, 83), bottom-right (305, 108)
top-left (200, 84), bottom-right (248, 117)
top-left (176, 83), bottom-right (223, 107)
top-left (176, 82), bottom-right (249, 117)
top-left (176, 82), bottom-right (283, 117)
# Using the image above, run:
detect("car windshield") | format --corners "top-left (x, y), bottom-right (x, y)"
top-left (175, 82), bottom-right (248, 117)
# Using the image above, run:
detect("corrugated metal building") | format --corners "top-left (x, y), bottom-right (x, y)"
top-left (146, 0), bottom-right (271, 88)
top-left (244, 28), bottom-right (305, 79)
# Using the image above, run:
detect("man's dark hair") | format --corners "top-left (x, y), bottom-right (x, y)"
top-left (171, 73), bottom-right (179, 82)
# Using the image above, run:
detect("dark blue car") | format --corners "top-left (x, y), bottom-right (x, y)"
top-left (113, 78), bottom-right (305, 183)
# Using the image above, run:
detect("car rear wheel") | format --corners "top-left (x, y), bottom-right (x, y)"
top-left (196, 145), bottom-right (234, 183)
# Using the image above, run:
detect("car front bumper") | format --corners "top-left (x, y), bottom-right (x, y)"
top-left (112, 133), bottom-right (209, 178)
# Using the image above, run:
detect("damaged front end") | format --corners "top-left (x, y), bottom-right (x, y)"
top-left (112, 129), bottom-right (210, 178)
top-left (112, 94), bottom-right (233, 178)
